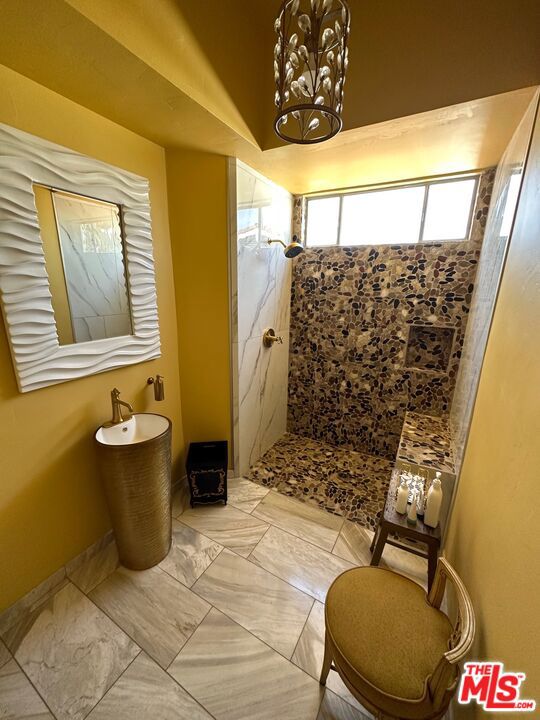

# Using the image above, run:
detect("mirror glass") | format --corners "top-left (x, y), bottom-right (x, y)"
top-left (34, 186), bottom-right (132, 344)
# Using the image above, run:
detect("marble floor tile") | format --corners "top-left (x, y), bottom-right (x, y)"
top-left (332, 521), bottom-right (374, 566)
top-left (90, 565), bottom-right (210, 668)
top-left (0, 566), bottom-right (67, 638)
top-left (379, 542), bottom-right (428, 589)
top-left (192, 549), bottom-right (313, 658)
top-left (169, 608), bottom-right (323, 720)
top-left (179, 504), bottom-right (269, 558)
top-left (250, 526), bottom-right (355, 602)
top-left (227, 476), bottom-right (270, 513)
top-left (292, 601), bottom-right (364, 712)
top-left (172, 480), bottom-right (191, 517)
top-left (252, 491), bottom-right (343, 551)
top-left (332, 521), bottom-right (428, 588)
top-left (0, 659), bottom-right (54, 719)
top-left (318, 690), bottom-right (372, 720)
top-left (0, 637), bottom-right (10, 668)
top-left (87, 652), bottom-right (211, 720)
top-left (2, 582), bottom-right (138, 720)
top-left (66, 534), bottom-right (119, 594)
top-left (159, 520), bottom-right (223, 587)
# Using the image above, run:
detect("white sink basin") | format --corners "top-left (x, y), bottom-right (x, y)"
top-left (95, 413), bottom-right (170, 446)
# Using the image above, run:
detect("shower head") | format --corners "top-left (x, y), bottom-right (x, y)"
top-left (284, 239), bottom-right (304, 258)
top-left (267, 235), bottom-right (304, 259)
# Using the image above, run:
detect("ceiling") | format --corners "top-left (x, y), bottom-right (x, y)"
top-left (248, 88), bottom-right (536, 194)
top-left (0, 0), bottom-right (539, 193)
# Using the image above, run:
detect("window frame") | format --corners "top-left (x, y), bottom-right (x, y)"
top-left (304, 173), bottom-right (480, 248)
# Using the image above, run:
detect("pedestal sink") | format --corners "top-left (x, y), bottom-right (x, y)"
top-left (95, 413), bottom-right (172, 570)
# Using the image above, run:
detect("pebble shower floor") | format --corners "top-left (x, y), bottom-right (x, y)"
top-left (247, 433), bottom-right (393, 530)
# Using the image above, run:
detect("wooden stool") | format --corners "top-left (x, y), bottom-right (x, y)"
top-left (370, 468), bottom-right (441, 590)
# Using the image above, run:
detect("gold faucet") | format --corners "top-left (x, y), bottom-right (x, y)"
top-left (108, 388), bottom-right (134, 425)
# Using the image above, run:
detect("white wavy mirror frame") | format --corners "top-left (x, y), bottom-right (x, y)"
top-left (0, 123), bottom-right (160, 392)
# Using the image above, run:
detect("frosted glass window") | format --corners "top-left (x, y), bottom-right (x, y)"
top-left (305, 175), bottom-right (479, 247)
top-left (422, 179), bottom-right (477, 241)
top-left (305, 196), bottom-right (340, 246)
top-left (341, 186), bottom-right (425, 246)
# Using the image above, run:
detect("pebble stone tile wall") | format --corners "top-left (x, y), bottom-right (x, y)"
top-left (288, 170), bottom-right (495, 460)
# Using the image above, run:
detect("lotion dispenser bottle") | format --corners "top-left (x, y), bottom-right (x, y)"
top-left (407, 491), bottom-right (418, 525)
top-left (396, 477), bottom-right (409, 514)
top-left (424, 472), bottom-right (443, 528)
top-left (417, 485), bottom-right (425, 518)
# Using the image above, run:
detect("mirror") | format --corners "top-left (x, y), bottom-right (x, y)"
top-left (34, 186), bottom-right (132, 345)
top-left (0, 121), bottom-right (160, 393)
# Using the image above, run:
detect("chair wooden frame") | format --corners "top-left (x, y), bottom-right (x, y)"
top-left (320, 557), bottom-right (475, 720)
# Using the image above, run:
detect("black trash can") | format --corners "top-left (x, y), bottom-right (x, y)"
top-left (186, 440), bottom-right (228, 507)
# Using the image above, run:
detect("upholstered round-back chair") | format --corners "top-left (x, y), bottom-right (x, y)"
top-left (320, 557), bottom-right (475, 720)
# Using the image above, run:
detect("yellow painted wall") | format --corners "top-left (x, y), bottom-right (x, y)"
top-left (0, 65), bottom-right (183, 612)
top-left (166, 149), bottom-right (232, 459)
top-left (445, 109), bottom-right (540, 715)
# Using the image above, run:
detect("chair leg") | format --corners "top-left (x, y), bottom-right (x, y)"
top-left (319, 632), bottom-right (333, 685)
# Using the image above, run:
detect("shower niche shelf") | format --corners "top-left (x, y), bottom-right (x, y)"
top-left (405, 324), bottom-right (456, 373)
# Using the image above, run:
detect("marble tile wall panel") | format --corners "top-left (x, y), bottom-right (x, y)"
top-left (231, 162), bottom-right (293, 476)
top-left (288, 170), bottom-right (495, 459)
top-left (450, 95), bottom-right (538, 472)
top-left (237, 335), bottom-right (263, 472)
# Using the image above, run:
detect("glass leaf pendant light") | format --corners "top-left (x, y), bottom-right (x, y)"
top-left (274, 0), bottom-right (351, 145)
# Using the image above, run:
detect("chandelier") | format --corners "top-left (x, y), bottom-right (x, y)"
top-left (273, 0), bottom-right (351, 145)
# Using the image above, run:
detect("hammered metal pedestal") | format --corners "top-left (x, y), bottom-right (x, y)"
top-left (95, 416), bottom-right (172, 570)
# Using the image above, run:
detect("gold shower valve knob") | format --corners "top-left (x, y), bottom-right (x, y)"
top-left (263, 328), bottom-right (283, 347)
